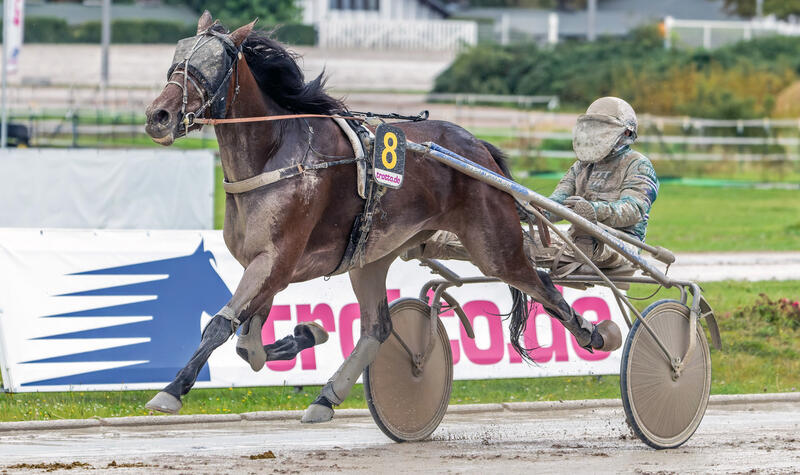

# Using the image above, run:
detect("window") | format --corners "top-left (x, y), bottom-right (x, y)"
top-left (330, 0), bottom-right (380, 11)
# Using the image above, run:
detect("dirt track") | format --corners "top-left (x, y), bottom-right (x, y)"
top-left (1, 400), bottom-right (798, 474)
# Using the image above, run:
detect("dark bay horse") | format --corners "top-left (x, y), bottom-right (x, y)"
top-left (143, 12), bottom-right (620, 422)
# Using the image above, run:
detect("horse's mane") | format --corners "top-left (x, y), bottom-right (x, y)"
top-left (241, 30), bottom-right (346, 114)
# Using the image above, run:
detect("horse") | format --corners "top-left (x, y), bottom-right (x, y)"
top-left (143, 11), bottom-right (621, 423)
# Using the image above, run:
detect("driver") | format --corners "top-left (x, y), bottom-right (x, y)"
top-left (404, 96), bottom-right (659, 272)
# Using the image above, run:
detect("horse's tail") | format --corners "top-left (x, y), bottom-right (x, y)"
top-left (479, 139), bottom-right (513, 180)
top-left (483, 141), bottom-right (538, 363)
top-left (508, 285), bottom-right (536, 363)
top-left (480, 139), bottom-right (551, 246)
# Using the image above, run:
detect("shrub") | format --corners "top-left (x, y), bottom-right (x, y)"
top-left (163, 0), bottom-right (300, 29)
top-left (111, 20), bottom-right (196, 43)
top-left (21, 17), bottom-right (312, 46)
top-left (272, 24), bottom-right (317, 46)
top-left (434, 27), bottom-right (800, 118)
top-left (732, 293), bottom-right (800, 330)
top-left (24, 17), bottom-right (71, 43)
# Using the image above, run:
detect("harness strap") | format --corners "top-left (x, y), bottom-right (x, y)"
top-left (223, 157), bottom-right (362, 194)
top-left (333, 117), bottom-right (369, 199)
top-left (167, 71), bottom-right (204, 101)
top-left (195, 114), bottom-right (366, 125)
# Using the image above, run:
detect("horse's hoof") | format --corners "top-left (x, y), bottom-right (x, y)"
top-left (592, 320), bottom-right (622, 352)
top-left (300, 403), bottom-right (334, 423)
top-left (145, 391), bottom-right (182, 414)
top-left (236, 339), bottom-right (266, 372)
top-left (296, 321), bottom-right (329, 346)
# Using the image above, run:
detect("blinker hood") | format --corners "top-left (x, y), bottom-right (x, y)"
top-left (167, 34), bottom-right (239, 119)
top-left (572, 113), bottom-right (628, 164)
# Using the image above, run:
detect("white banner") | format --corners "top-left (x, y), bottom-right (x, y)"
top-left (3, 0), bottom-right (24, 74)
top-left (0, 149), bottom-right (215, 229)
top-left (0, 229), bottom-right (628, 392)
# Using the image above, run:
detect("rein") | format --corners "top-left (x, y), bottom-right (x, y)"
top-left (193, 114), bottom-right (366, 126)
top-left (191, 110), bottom-right (429, 126)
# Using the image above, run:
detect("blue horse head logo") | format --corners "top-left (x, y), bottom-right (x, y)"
top-left (24, 240), bottom-right (233, 386)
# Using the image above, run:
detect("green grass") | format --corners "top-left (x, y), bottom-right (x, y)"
top-left (1, 280), bottom-right (797, 422)
top-left (519, 178), bottom-right (800, 252)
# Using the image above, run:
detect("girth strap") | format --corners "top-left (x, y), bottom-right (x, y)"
top-left (223, 157), bottom-right (362, 194)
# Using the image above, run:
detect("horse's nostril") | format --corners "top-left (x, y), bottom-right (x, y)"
top-left (154, 109), bottom-right (171, 125)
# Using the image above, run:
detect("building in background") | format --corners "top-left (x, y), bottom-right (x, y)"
top-left (299, 0), bottom-right (450, 23)
top-left (299, 0), bottom-right (478, 50)
top-left (457, 0), bottom-right (745, 44)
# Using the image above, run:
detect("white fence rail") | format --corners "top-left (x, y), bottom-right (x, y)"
top-left (520, 149), bottom-right (800, 163)
top-left (664, 15), bottom-right (800, 49)
top-left (520, 131), bottom-right (800, 147)
top-left (317, 20), bottom-right (478, 51)
top-left (427, 93), bottom-right (559, 110)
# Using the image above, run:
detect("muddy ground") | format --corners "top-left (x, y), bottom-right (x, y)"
top-left (1, 401), bottom-right (798, 474)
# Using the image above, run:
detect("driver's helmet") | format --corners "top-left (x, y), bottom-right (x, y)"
top-left (572, 97), bottom-right (638, 163)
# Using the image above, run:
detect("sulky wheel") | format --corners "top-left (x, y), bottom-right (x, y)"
top-left (363, 298), bottom-right (453, 442)
top-left (620, 299), bottom-right (712, 449)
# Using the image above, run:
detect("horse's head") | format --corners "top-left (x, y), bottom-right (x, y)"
top-left (145, 11), bottom-right (255, 145)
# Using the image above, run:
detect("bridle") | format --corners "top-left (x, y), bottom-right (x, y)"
top-left (159, 29), bottom-right (431, 197)
top-left (165, 27), bottom-right (243, 136)
top-left (163, 29), bottom-right (430, 130)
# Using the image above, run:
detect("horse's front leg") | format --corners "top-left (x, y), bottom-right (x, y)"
top-left (301, 254), bottom-right (395, 423)
top-left (145, 252), bottom-right (289, 414)
top-left (235, 298), bottom-right (329, 372)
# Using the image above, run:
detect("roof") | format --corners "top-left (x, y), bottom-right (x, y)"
top-left (459, 0), bottom-right (743, 37)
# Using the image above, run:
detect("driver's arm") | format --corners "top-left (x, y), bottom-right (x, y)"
top-left (591, 157), bottom-right (658, 229)
top-left (546, 161), bottom-right (581, 221)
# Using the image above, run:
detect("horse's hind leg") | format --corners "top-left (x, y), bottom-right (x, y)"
top-left (302, 254), bottom-right (395, 423)
top-left (457, 214), bottom-right (621, 354)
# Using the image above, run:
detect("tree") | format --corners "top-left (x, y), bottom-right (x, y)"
top-left (165, 0), bottom-right (300, 28)
top-left (719, 0), bottom-right (800, 19)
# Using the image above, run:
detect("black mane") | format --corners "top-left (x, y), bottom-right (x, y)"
top-left (242, 31), bottom-right (345, 114)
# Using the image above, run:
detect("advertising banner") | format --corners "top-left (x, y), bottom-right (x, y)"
top-left (3, 0), bottom-right (24, 74)
top-left (0, 229), bottom-right (627, 392)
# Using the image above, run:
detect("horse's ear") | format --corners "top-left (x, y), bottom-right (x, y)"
top-left (197, 10), bottom-right (213, 34)
top-left (230, 19), bottom-right (257, 47)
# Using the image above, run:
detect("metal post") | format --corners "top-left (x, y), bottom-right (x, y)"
top-left (547, 12), bottom-right (558, 45)
top-left (756, 0), bottom-right (763, 18)
top-left (587, 0), bottom-right (596, 41)
top-left (663, 15), bottom-right (673, 49)
top-left (101, 0), bottom-right (111, 91)
top-left (500, 13), bottom-right (510, 46)
top-left (1, 0), bottom-right (9, 149)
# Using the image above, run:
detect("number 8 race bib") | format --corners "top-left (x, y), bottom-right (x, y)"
top-left (372, 123), bottom-right (406, 189)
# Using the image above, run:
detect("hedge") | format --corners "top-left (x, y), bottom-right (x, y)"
top-left (433, 26), bottom-right (800, 119)
top-left (23, 17), bottom-right (316, 46)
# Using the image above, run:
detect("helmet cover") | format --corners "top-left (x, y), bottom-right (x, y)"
top-left (572, 97), bottom-right (638, 163)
